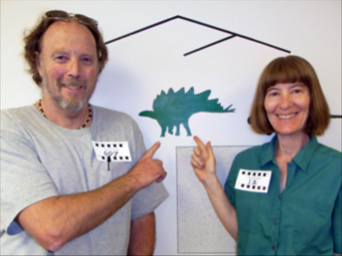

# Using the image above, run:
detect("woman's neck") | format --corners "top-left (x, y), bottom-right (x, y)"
top-left (275, 132), bottom-right (310, 160)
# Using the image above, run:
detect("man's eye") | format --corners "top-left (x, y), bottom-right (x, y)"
top-left (81, 57), bottom-right (93, 64)
top-left (55, 56), bottom-right (67, 61)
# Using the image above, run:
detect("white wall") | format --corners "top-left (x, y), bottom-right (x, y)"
top-left (1, 1), bottom-right (341, 255)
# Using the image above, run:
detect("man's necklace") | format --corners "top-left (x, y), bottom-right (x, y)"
top-left (38, 99), bottom-right (92, 129)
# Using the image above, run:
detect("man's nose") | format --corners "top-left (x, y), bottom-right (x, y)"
top-left (68, 58), bottom-right (81, 78)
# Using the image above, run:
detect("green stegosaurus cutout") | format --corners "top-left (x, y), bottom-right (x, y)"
top-left (139, 87), bottom-right (235, 137)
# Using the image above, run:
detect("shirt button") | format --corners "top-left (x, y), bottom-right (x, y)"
top-left (274, 221), bottom-right (278, 226)
top-left (272, 245), bottom-right (276, 250)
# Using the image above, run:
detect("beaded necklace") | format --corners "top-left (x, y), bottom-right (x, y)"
top-left (38, 99), bottom-right (92, 129)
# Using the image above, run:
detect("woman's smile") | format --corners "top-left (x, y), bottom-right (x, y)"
top-left (264, 82), bottom-right (310, 137)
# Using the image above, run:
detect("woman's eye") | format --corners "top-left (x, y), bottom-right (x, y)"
top-left (292, 89), bottom-right (302, 94)
top-left (267, 91), bottom-right (279, 97)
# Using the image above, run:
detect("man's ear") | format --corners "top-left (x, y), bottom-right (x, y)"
top-left (35, 51), bottom-right (42, 76)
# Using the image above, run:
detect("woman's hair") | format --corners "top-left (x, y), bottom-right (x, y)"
top-left (249, 55), bottom-right (330, 136)
top-left (23, 11), bottom-right (108, 86)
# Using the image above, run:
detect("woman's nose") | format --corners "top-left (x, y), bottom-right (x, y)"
top-left (279, 94), bottom-right (292, 109)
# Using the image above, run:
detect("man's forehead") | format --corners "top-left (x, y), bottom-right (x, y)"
top-left (47, 21), bottom-right (92, 36)
top-left (41, 21), bottom-right (97, 51)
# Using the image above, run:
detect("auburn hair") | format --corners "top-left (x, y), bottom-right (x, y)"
top-left (249, 55), bottom-right (330, 136)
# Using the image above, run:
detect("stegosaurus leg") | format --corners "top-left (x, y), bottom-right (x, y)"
top-left (160, 125), bottom-right (167, 137)
top-left (168, 125), bottom-right (173, 135)
top-left (175, 124), bottom-right (181, 136)
top-left (183, 122), bottom-right (192, 136)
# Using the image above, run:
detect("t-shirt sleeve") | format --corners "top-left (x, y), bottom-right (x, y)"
top-left (125, 117), bottom-right (168, 220)
top-left (0, 112), bottom-right (58, 235)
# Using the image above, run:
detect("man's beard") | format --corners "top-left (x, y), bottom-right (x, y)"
top-left (55, 95), bottom-right (88, 112)
top-left (44, 79), bottom-right (90, 112)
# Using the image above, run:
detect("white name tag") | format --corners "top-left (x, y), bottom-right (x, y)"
top-left (235, 169), bottom-right (272, 193)
top-left (92, 141), bottom-right (132, 162)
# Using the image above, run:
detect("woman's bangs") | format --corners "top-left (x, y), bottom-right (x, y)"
top-left (262, 61), bottom-right (307, 90)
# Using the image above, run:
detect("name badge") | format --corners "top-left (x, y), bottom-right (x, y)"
top-left (92, 141), bottom-right (132, 163)
top-left (235, 169), bottom-right (272, 193)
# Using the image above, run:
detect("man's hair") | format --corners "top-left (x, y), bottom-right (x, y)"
top-left (249, 55), bottom-right (330, 136)
top-left (23, 11), bottom-right (108, 86)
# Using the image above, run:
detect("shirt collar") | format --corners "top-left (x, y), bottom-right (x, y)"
top-left (259, 135), bottom-right (319, 173)
top-left (292, 136), bottom-right (319, 172)
top-left (259, 135), bottom-right (277, 167)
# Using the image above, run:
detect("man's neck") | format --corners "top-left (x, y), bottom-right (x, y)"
top-left (36, 98), bottom-right (92, 129)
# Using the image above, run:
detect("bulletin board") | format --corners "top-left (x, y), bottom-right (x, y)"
top-left (1, 1), bottom-right (341, 255)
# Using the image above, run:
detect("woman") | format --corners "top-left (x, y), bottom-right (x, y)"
top-left (191, 55), bottom-right (341, 255)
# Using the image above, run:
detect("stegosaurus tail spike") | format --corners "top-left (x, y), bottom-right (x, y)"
top-left (224, 104), bottom-right (236, 112)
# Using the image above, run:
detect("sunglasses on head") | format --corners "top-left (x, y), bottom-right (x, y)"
top-left (44, 10), bottom-right (98, 26)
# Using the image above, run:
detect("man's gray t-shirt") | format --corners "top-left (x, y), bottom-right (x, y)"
top-left (0, 105), bottom-right (168, 255)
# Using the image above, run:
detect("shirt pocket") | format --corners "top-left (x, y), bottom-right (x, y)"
top-left (235, 192), bottom-right (265, 234)
top-left (293, 199), bottom-right (334, 255)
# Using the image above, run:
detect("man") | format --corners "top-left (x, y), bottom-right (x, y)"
top-left (0, 10), bottom-right (168, 255)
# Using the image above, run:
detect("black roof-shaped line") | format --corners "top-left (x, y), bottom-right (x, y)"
top-left (105, 15), bottom-right (291, 56)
